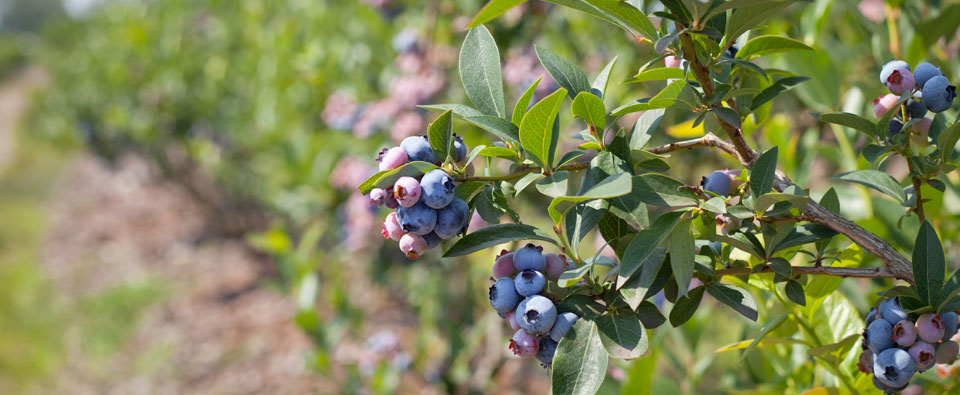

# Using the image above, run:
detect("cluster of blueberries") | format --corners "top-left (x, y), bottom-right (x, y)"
top-left (860, 297), bottom-right (960, 393)
top-left (875, 60), bottom-right (956, 138)
top-left (370, 135), bottom-right (470, 259)
top-left (488, 244), bottom-right (579, 367)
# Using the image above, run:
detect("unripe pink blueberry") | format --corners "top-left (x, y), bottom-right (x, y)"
top-left (858, 350), bottom-right (873, 374)
top-left (399, 233), bottom-right (427, 259)
top-left (508, 329), bottom-right (539, 357)
top-left (917, 313), bottom-right (946, 343)
top-left (378, 147), bottom-right (408, 171)
top-left (936, 341), bottom-right (959, 364)
top-left (544, 253), bottom-right (566, 280)
top-left (492, 251), bottom-right (516, 279)
top-left (370, 188), bottom-right (387, 206)
top-left (394, 177), bottom-right (421, 207)
top-left (873, 94), bottom-right (899, 119)
top-left (886, 68), bottom-right (916, 95)
top-left (913, 117), bottom-right (932, 134)
top-left (505, 311), bottom-right (521, 331)
top-left (908, 341), bottom-right (936, 371)
top-left (664, 55), bottom-right (682, 68)
top-left (381, 212), bottom-right (404, 241)
top-left (892, 320), bottom-right (918, 347)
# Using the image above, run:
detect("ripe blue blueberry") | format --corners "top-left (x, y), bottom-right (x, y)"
top-left (549, 312), bottom-right (580, 342)
top-left (921, 75), bottom-right (957, 113)
top-left (701, 170), bottom-right (731, 196)
top-left (453, 134), bottom-right (467, 163)
top-left (879, 298), bottom-right (908, 325)
top-left (420, 169), bottom-right (455, 209)
top-left (514, 269), bottom-right (546, 297)
top-left (865, 307), bottom-right (878, 327)
top-left (423, 231), bottom-right (441, 249)
top-left (872, 376), bottom-right (907, 395)
top-left (434, 198), bottom-right (469, 239)
top-left (514, 243), bottom-right (546, 271)
top-left (536, 337), bottom-right (558, 367)
top-left (489, 277), bottom-right (521, 313)
top-left (400, 135), bottom-right (438, 163)
top-left (396, 201), bottom-right (437, 236)
top-left (873, 348), bottom-right (915, 388)
top-left (905, 99), bottom-right (927, 119)
top-left (888, 118), bottom-right (903, 136)
top-left (516, 295), bottom-right (558, 335)
top-left (913, 62), bottom-right (942, 88)
top-left (865, 319), bottom-right (894, 354)
top-left (942, 311), bottom-right (959, 342)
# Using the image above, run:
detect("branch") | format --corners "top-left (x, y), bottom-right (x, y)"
top-left (676, 30), bottom-right (915, 283)
top-left (716, 265), bottom-right (898, 279)
top-left (646, 132), bottom-right (743, 163)
top-left (455, 162), bottom-right (589, 182)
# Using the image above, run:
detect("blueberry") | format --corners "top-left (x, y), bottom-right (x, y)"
top-left (891, 320), bottom-right (917, 347)
top-left (544, 253), bottom-right (567, 280)
top-left (378, 147), bottom-right (408, 171)
top-left (942, 311), bottom-right (959, 341)
top-left (858, 350), bottom-right (873, 374)
top-left (384, 187), bottom-right (400, 209)
top-left (423, 231), bottom-right (441, 249)
top-left (489, 277), bottom-right (521, 313)
top-left (873, 376), bottom-right (908, 395)
top-left (394, 176), bottom-right (422, 208)
top-left (420, 169), bottom-right (455, 209)
top-left (508, 329), bottom-right (539, 357)
top-left (381, 212), bottom-right (404, 241)
top-left (399, 233), bottom-right (427, 259)
top-left (492, 251), bottom-right (516, 279)
top-left (913, 62), bottom-right (942, 88)
top-left (516, 295), bottom-right (558, 335)
top-left (369, 188), bottom-right (387, 206)
top-left (549, 312), bottom-right (580, 342)
top-left (536, 337), bottom-right (558, 367)
top-left (701, 170), bottom-right (731, 196)
top-left (453, 134), bottom-right (467, 164)
top-left (400, 135), bottom-right (438, 163)
top-left (873, 348), bottom-right (915, 388)
top-left (879, 60), bottom-right (910, 83)
top-left (922, 75), bottom-right (957, 113)
top-left (873, 94), bottom-right (899, 119)
top-left (865, 307), bottom-right (878, 327)
top-left (505, 311), bottom-right (521, 330)
top-left (907, 341), bottom-right (936, 371)
top-left (396, 201), bottom-right (437, 236)
top-left (434, 197), bottom-right (469, 239)
top-left (936, 340), bottom-right (959, 364)
top-left (514, 269), bottom-right (546, 296)
top-left (916, 313), bottom-right (945, 343)
top-left (865, 319), bottom-right (894, 354)
top-left (886, 68), bottom-right (915, 95)
top-left (513, 243), bottom-right (546, 271)
top-left (888, 118), bottom-right (903, 136)
top-left (879, 298), bottom-right (908, 325)
top-left (905, 99), bottom-right (927, 119)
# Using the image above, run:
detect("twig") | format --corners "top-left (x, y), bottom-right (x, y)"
top-left (646, 132), bottom-right (743, 163)
top-left (455, 162), bottom-right (589, 182)
top-left (757, 215), bottom-right (814, 223)
top-left (716, 265), bottom-right (897, 279)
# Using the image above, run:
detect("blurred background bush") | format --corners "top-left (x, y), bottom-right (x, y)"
top-left (0, 0), bottom-right (959, 393)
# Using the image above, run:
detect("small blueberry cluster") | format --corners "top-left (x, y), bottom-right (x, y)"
top-left (370, 135), bottom-right (470, 259)
top-left (874, 60), bottom-right (956, 138)
top-left (488, 244), bottom-right (579, 367)
top-left (859, 297), bottom-right (960, 393)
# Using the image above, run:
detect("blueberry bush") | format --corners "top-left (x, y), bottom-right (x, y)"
top-left (26, 0), bottom-right (960, 393)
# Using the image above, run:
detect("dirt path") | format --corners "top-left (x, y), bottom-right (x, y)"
top-left (0, 67), bottom-right (45, 174)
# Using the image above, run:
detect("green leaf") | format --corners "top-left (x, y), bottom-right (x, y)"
top-left (619, 247), bottom-right (668, 309)
top-left (611, 80), bottom-right (688, 116)
top-left (723, 1), bottom-right (794, 49)
top-left (513, 77), bottom-right (541, 126)
top-left (831, 170), bottom-right (906, 203)
top-left (596, 312), bottom-right (648, 359)
top-left (750, 76), bottom-right (809, 110)
top-left (808, 334), bottom-right (859, 366)
top-left (629, 108), bottom-right (665, 150)
top-left (467, 0), bottom-right (527, 28)
top-left (558, 264), bottom-right (593, 288)
top-left (514, 172), bottom-right (543, 197)
top-left (536, 171), bottom-right (570, 197)
top-left (633, 174), bottom-right (700, 207)
top-left (711, 107), bottom-right (742, 129)
top-left (536, 46), bottom-right (591, 100)
top-left (617, 211), bottom-right (685, 287)
top-left (357, 162), bottom-right (439, 195)
top-left (477, 146), bottom-right (520, 160)
top-left (427, 110), bottom-right (453, 162)
top-left (551, 319), bottom-right (609, 395)
top-left (622, 67), bottom-right (685, 84)
top-left (938, 122), bottom-right (960, 166)
top-left (454, 181), bottom-right (486, 202)
top-left (556, 150), bottom-right (586, 167)
top-left (565, 200), bottom-right (608, 254)
top-left (571, 91), bottom-right (607, 130)
top-left (635, 301), bottom-right (667, 329)
top-left (548, 173), bottom-right (632, 224)
top-left (814, 112), bottom-right (876, 138)
top-left (755, 192), bottom-right (808, 213)
top-left (706, 283), bottom-right (759, 321)
top-left (785, 280), bottom-right (806, 306)
top-left (913, 221), bottom-right (945, 307)
top-left (544, 0), bottom-right (657, 40)
top-left (459, 26), bottom-right (506, 118)
top-left (942, 269), bottom-right (960, 312)
top-left (443, 224), bottom-right (556, 257)
top-left (669, 286), bottom-right (705, 327)
top-left (702, 196), bottom-right (727, 213)
top-left (735, 35), bottom-right (813, 59)
top-left (741, 312), bottom-right (788, 362)
top-left (464, 115), bottom-right (520, 142)
top-left (591, 56), bottom-right (618, 99)
top-left (750, 146), bottom-right (778, 199)
top-left (670, 219), bottom-right (695, 297)
top-left (419, 103), bottom-right (485, 118)
top-left (519, 88), bottom-right (567, 169)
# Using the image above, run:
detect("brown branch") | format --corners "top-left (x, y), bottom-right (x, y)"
top-left (758, 214), bottom-right (814, 223)
top-left (676, 31), bottom-right (914, 283)
top-left (715, 265), bottom-right (897, 279)
top-left (455, 162), bottom-right (589, 182)
top-left (646, 132), bottom-right (743, 163)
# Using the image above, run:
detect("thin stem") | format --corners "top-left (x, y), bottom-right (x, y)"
top-left (646, 132), bottom-right (744, 163)
top-left (454, 162), bottom-right (589, 182)
top-left (715, 265), bottom-right (897, 279)
top-left (900, 104), bottom-right (926, 222)
top-left (757, 214), bottom-right (814, 223)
